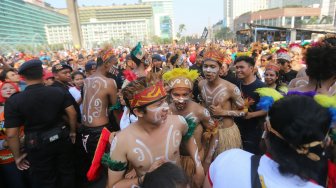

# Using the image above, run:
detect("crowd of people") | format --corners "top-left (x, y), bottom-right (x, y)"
top-left (0, 35), bottom-right (335, 188)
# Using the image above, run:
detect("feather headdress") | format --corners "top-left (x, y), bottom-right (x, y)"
top-left (163, 68), bottom-right (199, 90)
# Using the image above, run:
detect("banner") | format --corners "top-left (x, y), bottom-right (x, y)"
top-left (201, 27), bottom-right (208, 39)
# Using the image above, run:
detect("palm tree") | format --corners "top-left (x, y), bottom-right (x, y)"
top-left (178, 24), bottom-right (186, 34)
top-left (320, 15), bottom-right (333, 24)
top-left (308, 16), bottom-right (319, 25)
top-left (177, 24), bottom-right (186, 43)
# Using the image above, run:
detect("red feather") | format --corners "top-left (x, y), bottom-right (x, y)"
top-left (328, 160), bottom-right (336, 188)
top-left (289, 43), bottom-right (301, 49)
top-left (86, 128), bottom-right (111, 181)
top-left (276, 48), bottom-right (288, 54)
top-left (123, 70), bottom-right (137, 82)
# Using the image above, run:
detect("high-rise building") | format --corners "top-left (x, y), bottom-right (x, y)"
top-left (321, 0), bottom-right (336, 26)
top-left (139, 0), bottom-right (174, 38)
top-left (223, 0), bottom-right (268, 29)
top-left (0, 0), bottom-right (68, 46)
top-left (268, 0), bottom-right (322, 9)
top-left (58, 4), bottom-right (153, 24)
top-left (58, 4), bottom-right (154, 39)
top-left (45, 19), bottom-right (151, 48)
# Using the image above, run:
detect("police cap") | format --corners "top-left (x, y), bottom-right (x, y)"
top-left (18, 59), bottom-right (43, 75)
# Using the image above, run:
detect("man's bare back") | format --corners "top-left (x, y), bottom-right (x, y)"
top-left (82, 74), bottom-right (117, 127)
top-left (288, 76), bottom-right (309, 89)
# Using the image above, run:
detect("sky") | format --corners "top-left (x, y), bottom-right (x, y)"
top-left (44, 0), bottom-right (223, 35)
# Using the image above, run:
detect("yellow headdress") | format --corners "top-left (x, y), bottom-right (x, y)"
top-left (236, 51), bottom-right (252, 57)
top-left (162, 68), bottom-right (199, 90)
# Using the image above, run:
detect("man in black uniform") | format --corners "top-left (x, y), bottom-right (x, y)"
top-left (5, 59), bottom-right (77, 188)
top-left (51, 63), bottom-right (85, 186)
top-left (51, 63), bottom-right (81, 123)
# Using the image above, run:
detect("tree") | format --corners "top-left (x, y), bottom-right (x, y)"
top-left (214, 27), bottom-right (234, 40)
top-left (176, 24), bottom-right (186, 40)
top-left (307, 16), bottom-right (319, 24)
top-left (178, 24), bottom-right (186, 33)
top-left (320, 15), bottom-right (333, 24)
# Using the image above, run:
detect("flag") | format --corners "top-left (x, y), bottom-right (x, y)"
top-left (201, 27), bottom-right (208, 39)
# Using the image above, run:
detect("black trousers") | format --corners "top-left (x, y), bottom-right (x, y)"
top-left (27, 138), bottom-right (75, 188)
top-left (79, 125), bottom-right (111, 188)
top-left (240, 127), bottom-right (263, 155)
top-left (0, 162), bottom-right (32, 188)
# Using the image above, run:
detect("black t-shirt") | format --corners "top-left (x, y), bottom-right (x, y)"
top-left (4, 84), bottom-right (73, 133)
top-left (51, 81), bottom-right (81, 123)
top-left (190, 64), bottom-right (204, 103)
top-left (235, 79), bottom-right (266, 133)
top-left (279, 70), bottom-right (297, 85)
top-left (220, 71), bottom-right (240, 86)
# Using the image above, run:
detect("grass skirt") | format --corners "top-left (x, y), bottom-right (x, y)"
top-left (214, 123), bottom-right (242, 158)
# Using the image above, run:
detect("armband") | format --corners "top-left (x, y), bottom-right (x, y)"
top-left (109, 100), bottom-right (121, 111)
top-left (101, 153), bottom-right (127, 171)
top-left (182, 118), bottom-right (197, 141)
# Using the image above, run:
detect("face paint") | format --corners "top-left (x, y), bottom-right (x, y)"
top-left (203, 66), bottom-right (219, 74)
top-left (171, 88), bottom-right (191, 111)
top-left (171, 96), bottom-right (189, 110)
top-left (146, 102), bottom-right (169, 124)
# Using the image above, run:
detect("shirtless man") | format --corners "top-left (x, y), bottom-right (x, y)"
top-left (198, 47), bottom-right (245, 157)
top-left (81, 47), bottom-right (119, 187)
top-left (107, 77), bottom-right (204, 188)
top-left (288, 67), bottom-right (308, 89)
top-left (288, 44), bottom-right (336, 95)
top-left (163, 68), bottom-right (217, 179)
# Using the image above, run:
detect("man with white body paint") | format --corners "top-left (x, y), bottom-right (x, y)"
top-left (106, 77), bottom-right (204, 188)
top-left (81, 47), bottom-right (119, 187)
top-left (163, 68), bottom-right (217, 183)
top-left (198, 46), bottom-right (245, 158)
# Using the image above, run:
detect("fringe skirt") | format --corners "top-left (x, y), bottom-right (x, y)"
top-left (214, 123), bottom-right (242, 158)
top-left (180, 155), bottom-right (195, 179)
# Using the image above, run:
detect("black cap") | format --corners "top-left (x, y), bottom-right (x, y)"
top-left (18, 59), bottom-right (42, 75)
top-left (52, 63), bottom-right (73, 73)
top-left (152, 54), bottom-right (162, 61)
top-left (85, 60), bottom-right (97, 71)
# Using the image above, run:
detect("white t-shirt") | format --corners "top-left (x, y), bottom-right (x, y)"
top-left (69, 87), bottom-right (83, 113)
top-left (257, 67), bottom-right (265, 82)
top-left (120, 106), bottom-right (138, 130)
top-left (208, 149), bottom-right (322, 188)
